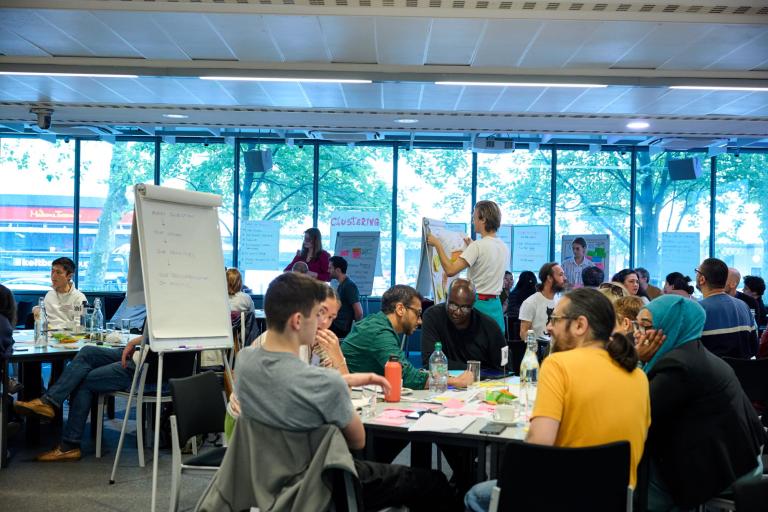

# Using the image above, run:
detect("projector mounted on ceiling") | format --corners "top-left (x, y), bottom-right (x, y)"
top-left (472, 137), bottom-right (515, 153)
top-left (308, 131), bottom-right (381, 143)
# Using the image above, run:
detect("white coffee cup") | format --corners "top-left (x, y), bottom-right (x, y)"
top-left (493, 403), bottom-right (518, 423)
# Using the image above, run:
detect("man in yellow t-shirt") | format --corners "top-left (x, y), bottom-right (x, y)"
top-left (465, 288), bottom-right (651, 512)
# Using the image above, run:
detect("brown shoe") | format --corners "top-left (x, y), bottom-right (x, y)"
top-left (14, 398), bottom-right (55, 419)
top-left (36, 446), bottom-right (81, 462)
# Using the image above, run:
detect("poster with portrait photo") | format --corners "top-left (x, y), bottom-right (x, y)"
top-left (560, 234), bottom-right (610, 286)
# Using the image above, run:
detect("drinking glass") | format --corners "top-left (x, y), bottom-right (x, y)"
top-left (121, 318), bottom-right (131, 334)
top-left (105, 322), bottom-right (116, 333)
top-left (467, 360), bottom-right (481, 388)
top-left (82, 308), bottom-right (94, 334)
top-left (361, 386), bottom-right (378, 419)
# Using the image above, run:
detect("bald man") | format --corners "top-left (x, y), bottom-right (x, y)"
top-left (727, 267), bottom-right (759, 320)
top-left (421, 278), bottom-right (508, 371)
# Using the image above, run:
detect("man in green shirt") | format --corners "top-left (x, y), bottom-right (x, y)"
top-left (342, 284), bottom-right (473, 390)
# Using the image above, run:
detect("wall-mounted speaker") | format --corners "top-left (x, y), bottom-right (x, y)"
top-left (243, 150), bottom-right (273, 173)
top-left (668, 157), bottom-right (702, 180)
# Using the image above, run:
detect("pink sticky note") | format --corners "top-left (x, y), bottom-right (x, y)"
top-left (443, 398), bottom-right (464, 409)
top-left (413, 403), bottom-right (441, 410)
top-left (382, 409), bottom-right (408, 418)
top-left (372, 416), bottom-right (407, 426)
top-left (476, 404), bottom-right (496, 412)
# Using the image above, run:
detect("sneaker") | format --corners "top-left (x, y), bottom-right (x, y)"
top-left (36, 446), bottom-right (81, 462)
top-left (14, 398), bottom-right (55, 419)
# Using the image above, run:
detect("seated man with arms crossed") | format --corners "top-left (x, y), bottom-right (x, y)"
top-left (421, 278), bottom-right (507, 372)
top-left (465, 288), bottom-right (651, 512)
top-left (39, 256), bottom-right (87, 330)
top-left (235, 273), bottom-right (462, 511)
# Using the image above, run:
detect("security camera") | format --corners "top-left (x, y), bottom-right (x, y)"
top-left (30, 107), bottom-right (53, 130)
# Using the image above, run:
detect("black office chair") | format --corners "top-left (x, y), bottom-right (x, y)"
top-left (492, 440), bottom-right (632, 512)
top-left (722, 357), bottom-right (768, 427)
top-left (168, 371), bottom-right (228, 512)
top-left (734, 478), bottom-right (768, 512)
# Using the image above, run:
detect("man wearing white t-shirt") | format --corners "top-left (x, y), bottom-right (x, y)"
top-left (427, 200), bottom-right (509, 332)
top-left (40, 257), bottom-right (87, 330)
top-left (519, 262), bottom-right (566, 340)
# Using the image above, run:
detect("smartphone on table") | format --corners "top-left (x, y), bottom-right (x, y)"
top-left (479, 422), bottom-right (507, 435)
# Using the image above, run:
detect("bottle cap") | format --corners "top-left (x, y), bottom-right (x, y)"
top-left (435, 342), bottom-right (442, 350)
top-left (388, 355), bottom-right (399, 362)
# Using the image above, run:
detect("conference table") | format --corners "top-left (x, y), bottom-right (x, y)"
top-left (0, 330), bottom-right (129, 468)
top-left (358, 381), bottom-right (528, 482)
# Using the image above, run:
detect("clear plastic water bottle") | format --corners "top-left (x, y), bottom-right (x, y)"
top-left (519, 330), bottom-right (540, 416)
top-left (91, 297), bottom-right (104, 334)
top-left (429, 342), bottom-right (449, 393)
top-left (35, 297), bottom-right (48, 344)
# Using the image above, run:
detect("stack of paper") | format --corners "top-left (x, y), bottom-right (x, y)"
top-left (408, 413), bottom-right (476, 433)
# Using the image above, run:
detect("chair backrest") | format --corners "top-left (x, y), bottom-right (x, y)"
top-left (722, 357), bottom-right (768, 402)
top-left (169, 371), bottom-right (227, 446)
top-left (497, 439), bottom-right (631, 512)
top-left (142, 349), bottom-right (198, 384)
top-left (232, 310), bottom-right (260, 350)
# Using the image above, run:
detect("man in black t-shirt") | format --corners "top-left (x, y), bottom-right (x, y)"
top-left (329, 256), bottom-right (363, 338)
top-left (421, 278), bottom-right (507, 371)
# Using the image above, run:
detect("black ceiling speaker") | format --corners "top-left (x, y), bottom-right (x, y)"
top-left (668, 157), bottom-right (702, 180)
top-left (243, 150), bottom-right (273, 173)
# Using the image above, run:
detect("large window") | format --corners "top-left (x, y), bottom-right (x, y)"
top-left (0, 138), bottom-right (75, 291)
top-left (396, 149), bottom-right (472, 287)
top-left (634, 151), bottom-right (711, 287)
top-left (160, 142), bottom-right (234, 267)
top-left (238, 142), bottom-right (314, 294)
top-left (317, 145), bottom-right (393, 296)
top-left (555, 150), bottom-right (631, 279)
top-left (79, 140), bottom-right (154, 291)
top-left (715, 152), bottom-right (768, 277)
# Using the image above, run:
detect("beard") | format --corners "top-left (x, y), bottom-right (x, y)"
top-left (551, 331), bottom-right (577, 353)
top-left (552, 281), bottom-right (566, 293)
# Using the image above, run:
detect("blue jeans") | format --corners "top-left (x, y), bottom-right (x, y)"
top-left (465, 479), bottom-right (497, 512)
top-left (44, 345), bottom-right (135, 445)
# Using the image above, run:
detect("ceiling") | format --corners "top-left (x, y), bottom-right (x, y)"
top-left (0, 0), bottom-right (767, 147)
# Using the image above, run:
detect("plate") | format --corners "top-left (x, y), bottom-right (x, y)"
top-left (490, 417), bottom-right (524, 426)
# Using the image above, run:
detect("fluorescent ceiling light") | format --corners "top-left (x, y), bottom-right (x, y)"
top-left (435, 81), bottom-right (607, 88)
top-left (200, 76), bottom-right (371, 84)
top-left (163, 114), bottom-right (189, 119)
top-left (395, 118), bottom-right (419, 124)
top-left (626, 121), bottom-right (650, 129)
top-left (670, 86), bottom-right (768, 92)
top-left (0, 71), bottom-right (138, 78)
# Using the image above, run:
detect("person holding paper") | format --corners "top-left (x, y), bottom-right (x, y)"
top-left (284, 227), bottom-right (331, 281)
top-left (427, 200), bottom-right (509, 333)
top-left (37, 257), bottom-right (87, 330)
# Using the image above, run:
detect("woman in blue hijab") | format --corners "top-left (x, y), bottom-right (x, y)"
top-left (634, 295), bottom-right (764, 511)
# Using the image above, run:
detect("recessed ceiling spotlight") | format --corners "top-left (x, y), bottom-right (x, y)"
top-left (162, 114), bottom-right (189, 119)
top-left (395, 118), bottom-right (419, 124)
top-left (626, 121), bottom-right (650, 129)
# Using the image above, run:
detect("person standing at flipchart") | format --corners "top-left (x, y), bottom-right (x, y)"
top-left (427, 200), bottom-right (509, 333)
top-left (284, 227), bottom-right (331, 282)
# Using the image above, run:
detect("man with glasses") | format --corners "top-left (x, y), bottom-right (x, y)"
top-left (421, 278), bottom-right (507, 371)
top-left (342, 284), bottom-right (473, 390)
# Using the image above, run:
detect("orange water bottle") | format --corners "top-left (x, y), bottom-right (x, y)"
top-left (384, 355), bottom-right (402, 402)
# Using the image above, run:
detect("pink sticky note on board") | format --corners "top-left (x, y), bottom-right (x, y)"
top-left (443, 398), bottom-right (464, 409)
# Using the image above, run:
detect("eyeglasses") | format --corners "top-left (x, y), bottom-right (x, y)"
top-left (548, 314), bottom-right (576, 325)
top-left (632, 321), bottom-right (652, 334)
top-left (404, 305), bottom-right (422, 318)
top-left (447, 302), bottom-right (473, 315)
top-left (694, 268), bottom-right (702, 275)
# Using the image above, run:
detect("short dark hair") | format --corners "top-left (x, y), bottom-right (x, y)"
top-left (612, 268), bottom-right (638, 286)
top-left (699, 258), bottom-right (728, 289)
top-left (581, 266), bottom-right (604, 287)
top-left (474, 200), bottom-right (501, 232)
top-left (564, 288), bottom-right (638, 372)
top-left (538, 262), bottom-right (559, 290)
top-left (744, 275), bottom-right (765, 297)
top-left (504, 270), bottom-right (512, 276)
top-left (381, 284), bottom-right (422, 314)
top-left (52, 257), bottom-right (76, 276)
top-left (329, 255), bottom-right (348, 274)
top-left (572, 237), bottom-right (587, 248)
top-left (665, 272), bottom-right (694, 295)
top-left (264, 273), bottom-right (327, 333)
top-left (0, 284), bottom-right (17, 328)
top-left (634, 267), bottom-right (650, 281)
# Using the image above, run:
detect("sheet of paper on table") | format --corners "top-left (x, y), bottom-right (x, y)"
top-left (408, 412), bottom-right (476, 433)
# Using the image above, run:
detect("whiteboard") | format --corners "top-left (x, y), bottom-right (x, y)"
top-left (127, 184), bottom-right (233, 352)
top-left (661, 232), bottom-right (700, 281)
top-left (334, 231), bottom-right (380, 296)
top-left (512, 225), bottom-right (550, 272)
top-left (239, 220), bottom-right (280, 270)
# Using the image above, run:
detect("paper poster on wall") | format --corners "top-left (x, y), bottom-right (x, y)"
top-left (561, 234), bottom-right (610, 285)
top-left (497, 225), bottom-right (513, 271)
top-left (416, 217), bottom-right (468, 303)
top-left (334, 231), bottom-right (380, 296)
top-left (511, 225), bottom-right (549, 273)
top-left (330, 210), bottom-right (382, 276)
top-left (661, 232), bottom-right (699, 281)
top-left (239, 220), bottom-right (280, 270)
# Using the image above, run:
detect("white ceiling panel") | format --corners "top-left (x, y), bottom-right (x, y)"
top-left (561, 87), bottom-right (636, 113)
top-left (92, 11), bottom-right (190, 60)
top-left (528, 87), bottom-right (594, 113)
top-left (519, 20), bottom-right (603, 69)
top-left (256, 81), bottom-right (310, 107)
top-left (302, 83), bottom-right (347, 108)
top-left (215, 81), bottom-right (274, 105)
top-left (598, 88), bottom-right (671, 114)
top-left (677, 91), bottom-right (757, 115)
top-left (639, 89), bottom-right (711, 115)
top-left (36, 10), bottom-right (142, 59)
top-left (151, 13), bottom-right (235, 61)
top-left (493, 88), bottom-right (550, 111)
top-left (88, 78), bottom-right (155, 104)
top-left (382, 82), bottom-right (421, 110)
top-left (705, 31), bottom-right (768, 71)
top-left (0, 9), bottom-right (94, 57)
top-left (319, 16), bottom-right (377, 65)
top-left (0, 27), bottom-right (51, 57)
top-left (660, 24), bottom-right (767, 70)
top-left (138, 77), bottom-right (205, 104)
top-left (426, 19), bottom-right (486, 66)
top-left (455, 86), bottom-right (504, 111)
top-left (614, 23), bottom-right (713, 70)
top-left (0, 76), bottom-right (36, 101)
top-left (10, 75), bottom-right (94, 102)
top-left (564, 22), bottom-right (656, 69)
top-left (50, 76), bottom-right (135, 103)
top-left (375, 18), bottom-right (431, 66)
top-left (711, 92), bottom-right (768, 116)
top-left (173, 78), bottom-right (239, 106)
top-left (472, 20), bottom-right (543, 68)
top-left (267, 16), bottom-right (329, 62)
top-left (419, 85), bottom-right (463, 111)
top-left (341, 83), bottom-right (383, 109)
top-left (205, 14), bottom-right (282, 62)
